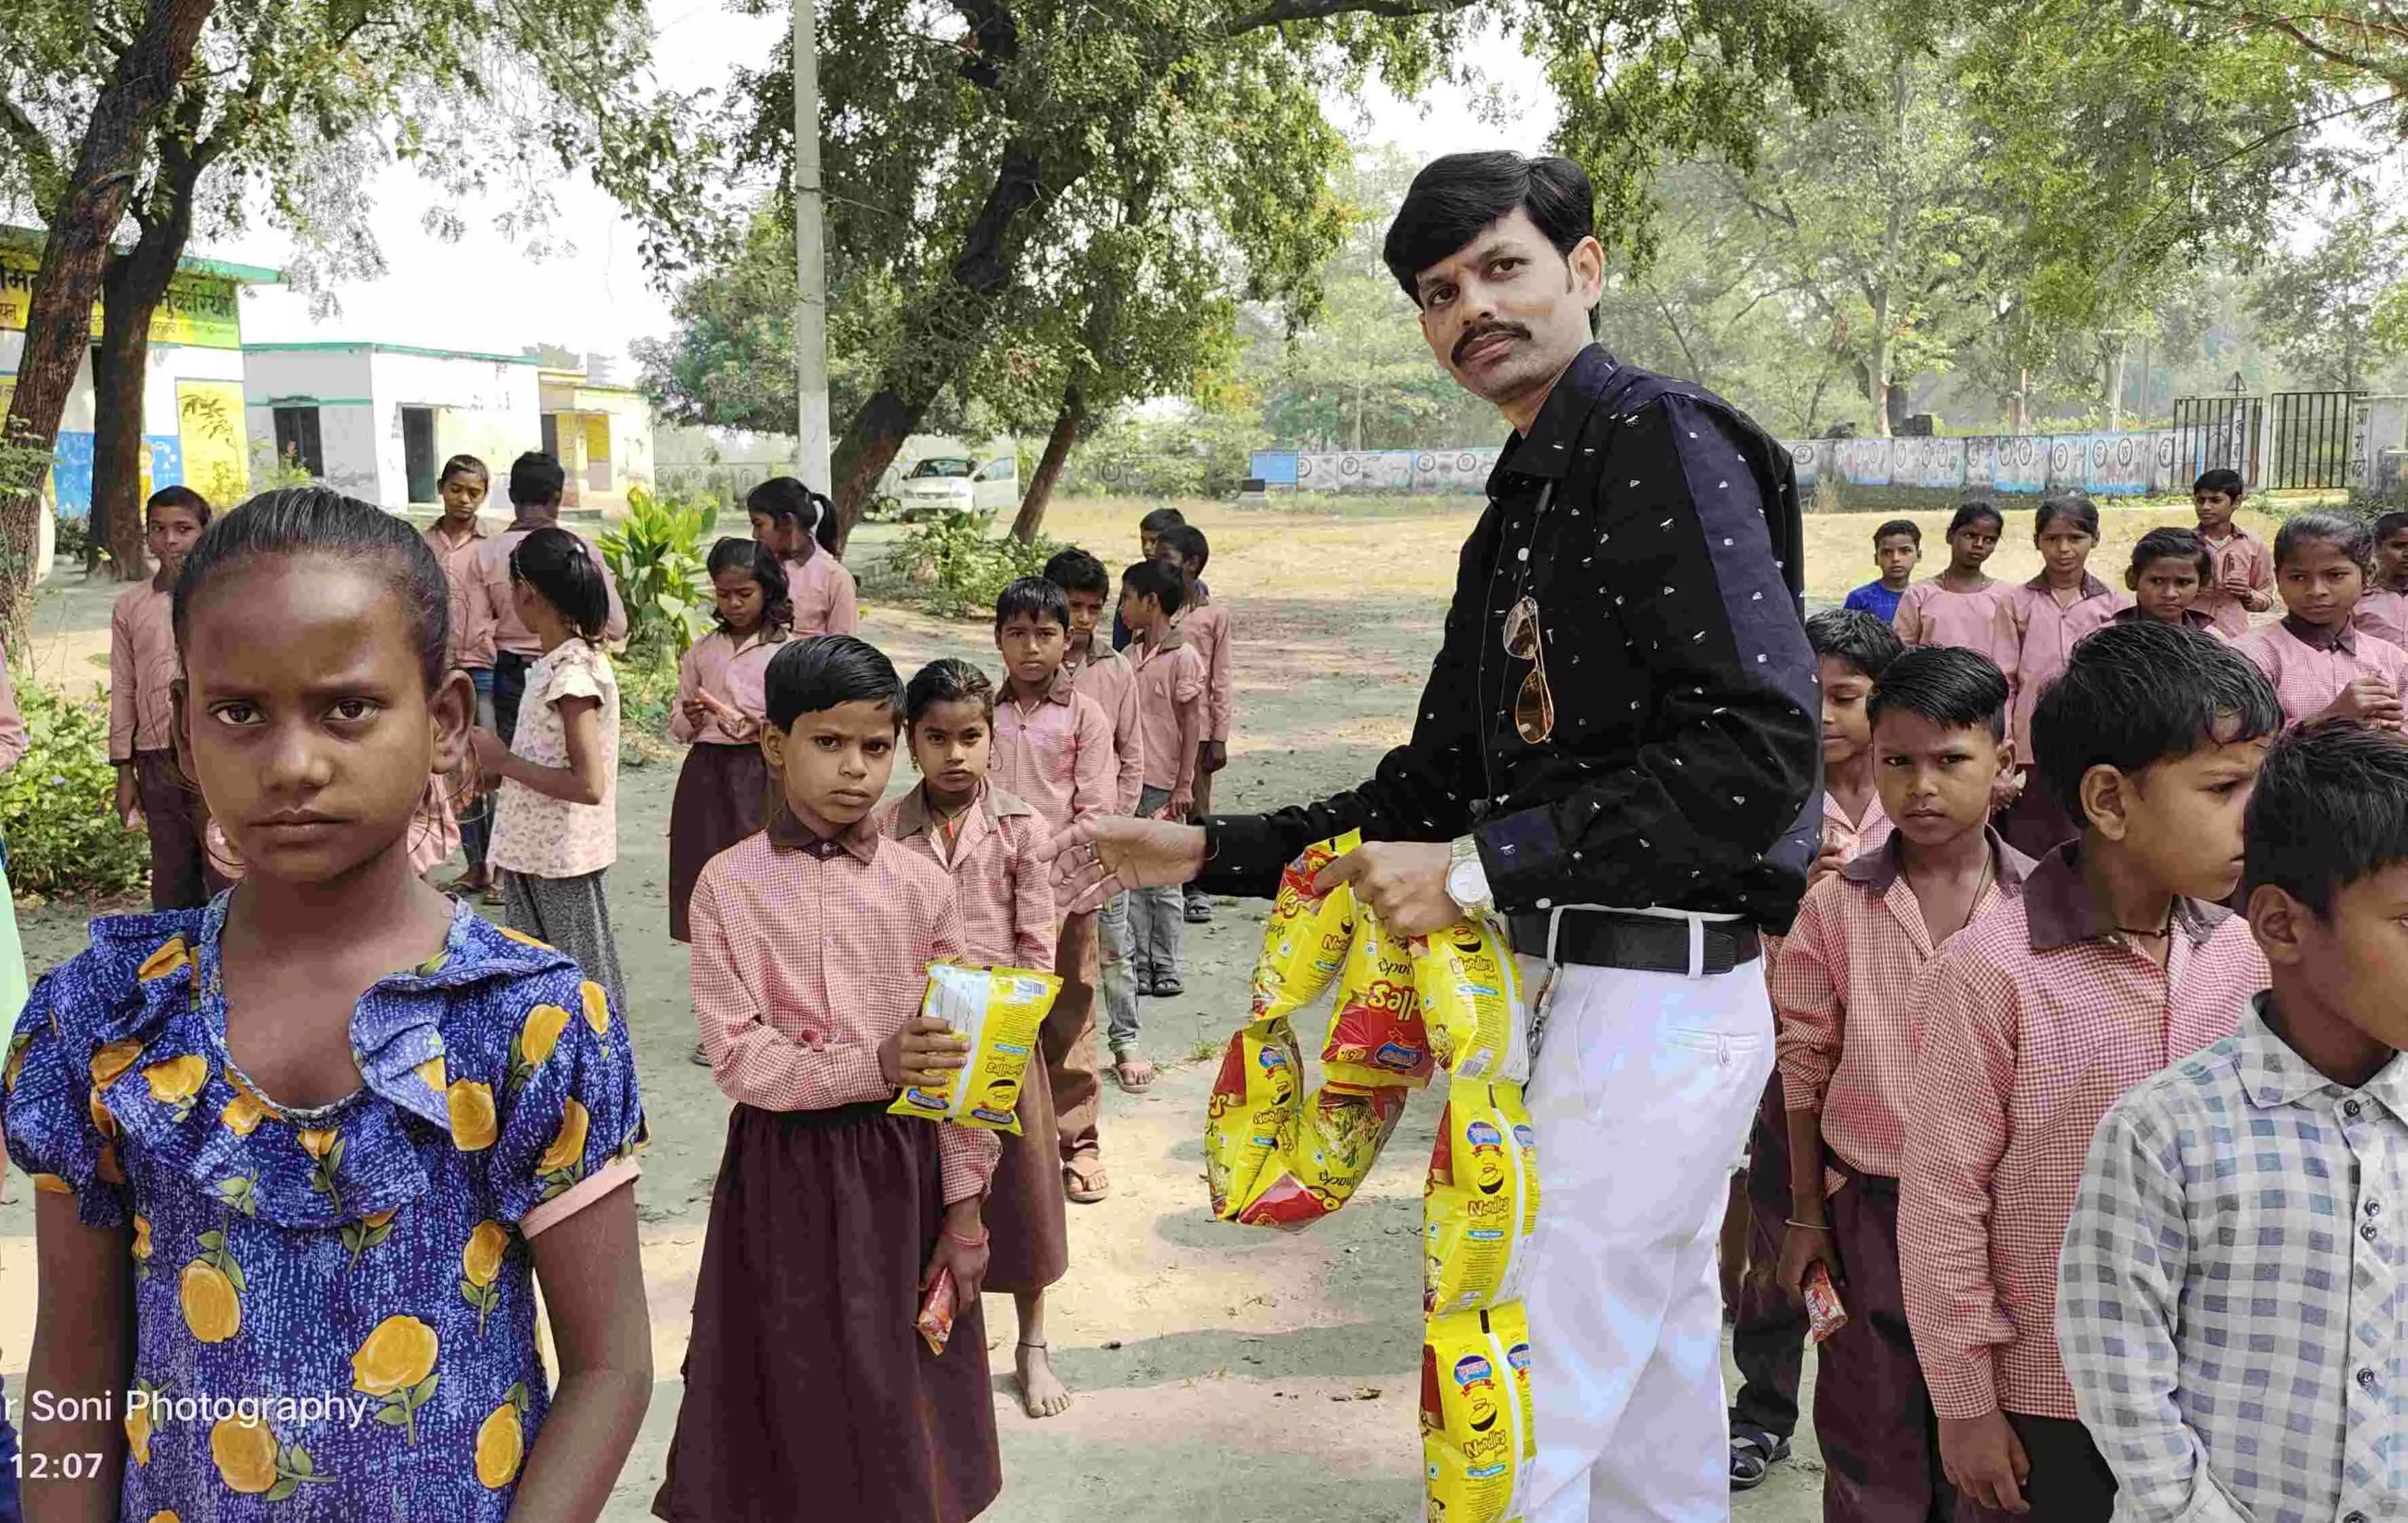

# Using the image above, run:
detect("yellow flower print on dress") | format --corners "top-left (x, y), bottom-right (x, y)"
top-left (294, 1127), bottom-right (346, 1216)
top-left (353, 1314), bottom-right (440, 1445)
top-left (219, 1066), bottom-right (279, 1137)
top-left (497, 927), bottom-right (552, 952)
top-left (448, 1079), bottom-right (498, 1151)
top-left (209, 1414), bottom-right (331, 1500)
top-left (30, 1173), bottom-right (71, 1196)
top-left (147, 1513), bottom-right (178, 1522)
top-left (580, 980), bottom-right (610, 1038)
top-left (474, 1382), bottom-right (531, 1488)
top-left (415, 1055), bottom-right (446, 1091)
top-left (132, 1213), bottom-right (153, 1279)
top-left (508, 1003), bottom-right (570, 1090)
top-left (3, 1027), bottom-right (29, 1092)
top-left (89, 1087), bottom-right (117, 1137)
top-left (90, 1038), bottom-right (145, 1091)
top-left (137, 936), bottom-right (191, 983)
top-left (461, 1220), bottom-right (508, 1334)
top-left (534, 1097), bottom-right (590, 1201)
top-left (181, 1227), bottom-right (247, 1343)
top-left (143, 1055), bottom-right (208, 1121)
top-left (341, 1207), bottom-right (398, 1271)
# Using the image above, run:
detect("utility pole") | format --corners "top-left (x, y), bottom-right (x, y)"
top-left (793, 0), bottom-right (831, 491)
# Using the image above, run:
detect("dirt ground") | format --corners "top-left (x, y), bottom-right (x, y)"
top-left (0, 490), bottom-right (2264, 1519)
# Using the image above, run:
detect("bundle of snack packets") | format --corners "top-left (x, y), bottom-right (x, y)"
top-left (889, 964), bottom-right (1063, 1134)
top-left (1421, 1302), bottom-right (1537, 1523)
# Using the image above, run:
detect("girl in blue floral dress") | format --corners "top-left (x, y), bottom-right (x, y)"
top-left (4, 487), bottom-right (652, 1522)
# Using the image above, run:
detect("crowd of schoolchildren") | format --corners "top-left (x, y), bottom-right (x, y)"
top-left (1, 463), bottom-right (1230, 1522)
top-left (1727, 466), bottom-right (2408, 1523)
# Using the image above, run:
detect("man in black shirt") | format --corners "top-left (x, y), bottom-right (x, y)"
top-left (1042, 152), bottom-right (1820, 1520)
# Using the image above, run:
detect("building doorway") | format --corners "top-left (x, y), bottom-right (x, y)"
top-left (402, 407), bottom-right (438, 504)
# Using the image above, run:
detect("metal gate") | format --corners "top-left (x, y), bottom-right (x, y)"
top-left (2266, 391), bottom-right (2364, 491)
top-left (2171, 394), bottom-right (2262, 487)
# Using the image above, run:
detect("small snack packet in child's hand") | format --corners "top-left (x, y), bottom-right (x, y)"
top-left (1803, 1262), bottom-right (1848, 1345)
top-left (916, 1266), bottom-right (956, 1355)
top-left (1411, 918), bottom-right (1530, 1083)
top-left (1249, 831), bottom-right (1362, 1021)
top-left (888, 964), bottom-right (1063, 1133)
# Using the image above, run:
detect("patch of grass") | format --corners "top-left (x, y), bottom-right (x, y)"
top-left (1187, 1037), bottom-right (1222, 1064)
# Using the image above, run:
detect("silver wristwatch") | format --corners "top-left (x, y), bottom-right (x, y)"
top-left (1446, 835), bottom-right (1494, 918)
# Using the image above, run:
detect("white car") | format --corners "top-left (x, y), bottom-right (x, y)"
top-left (895, 455), bottom-right (1019, 520)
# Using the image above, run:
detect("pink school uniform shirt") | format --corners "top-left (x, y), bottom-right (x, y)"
top-left (1898, 844), bottom-right (2266, 1423)
top-left (1178, 598), bottom-right (1233, 745)
top-left (1129, 632), bottom-right (1206, 801)
top-left (2355, 585), bottom-right (2408, 647)
top-left (1774, 830), bottom-right (2033, 1184)
top-left (426, 519), bottom-right (496, 671)
top-left (688, 814), bottom-right (998, 1203)
top-left (878, 784), bottom-right (1057, 971)
top-left (670, 628), bottom-right (787, 745)
top-left (2227, 616), bottom-right (2408, 728)
top-left (1891, 580), bottom-right (2021, 700)
top-left (785, 552), bottom-right (859, 637)
top-left (1067, 643), bottom-right (1145, 815)
top-left (2194, 527), bottom-right (2274, 638)
top-left (2006, 575), bottom-right (2127, 747)
top-left (476, 525), bottom-right (630, 656)
top-left (1824, 789), bottom-right (1891, 863)
top-left (991, 668), bottom-right (1116, 836)
top-left (108, 579), bottom-right (178, 761)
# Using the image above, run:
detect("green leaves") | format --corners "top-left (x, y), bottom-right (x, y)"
top-left (597, 485), bottom-right (717, 666)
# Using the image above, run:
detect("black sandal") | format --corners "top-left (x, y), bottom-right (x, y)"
top-left (1729, 1424), bottom-right (1790, 1491)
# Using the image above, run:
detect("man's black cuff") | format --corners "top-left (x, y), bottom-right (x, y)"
top-left (1194, 814), bottom-right (1288, 899)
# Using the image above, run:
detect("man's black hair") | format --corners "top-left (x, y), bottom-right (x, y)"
top-left (1868, 646), bottom-right (2008, 741)
top-left (2193, 468), bottom-right (2245, 499)
top-left (1158, 523), bottom-right (1209, 573)
top-left (509, 451), bottom-right (565, 510)
top-left (2029, 621), bottom-right (2280, 815)
top-left (1042, 547), bottom-right (1112, 597)
top-left (1382, 152), bottom-right (1596, 305)
top-left (994, 575), bottom-right (1071, 633)
top-left (2242, 718), bottom-right (2408, 915)
top-left (764, 634), bottom-right (903, 732)
top-left (1121, 559), bottom-right (1188, 619)
top-left (2273, 508), bottom-right (2371, 572)
top-left (1137, 507), bottom-right (1187, 535)
top-left (2129, 527), bottom-right (2213, 581)
top-left (1805, 608), bottom-right (1904, 680)
top-left (1873, 518), bottom-right (1921, 547)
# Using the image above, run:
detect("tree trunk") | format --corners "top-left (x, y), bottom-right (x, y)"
top-left (0, 0), bottom-right (216, 639)
top-left (1866, 308), bottom-right (1892, 438)
top-left (1011, 383), bottom-right (1085, 544)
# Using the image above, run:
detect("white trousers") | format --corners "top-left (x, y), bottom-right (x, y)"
top-left (1518, 955), bottom-right (1777, 1523)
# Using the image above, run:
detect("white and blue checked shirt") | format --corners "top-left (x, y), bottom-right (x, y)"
top-left (2058, 997), bottom-right (2407, 1523)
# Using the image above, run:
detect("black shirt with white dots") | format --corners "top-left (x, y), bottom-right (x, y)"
top-left (1199, 343), bottom-right (1824, 933)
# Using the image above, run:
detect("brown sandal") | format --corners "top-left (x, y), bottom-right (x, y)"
top-left (1064, 1157), bottom-right (1110, 1204)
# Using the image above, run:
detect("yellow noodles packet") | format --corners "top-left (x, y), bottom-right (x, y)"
top-left (1323, 907), bottom-right (1433, 1089)
top-left (1235, 1082), bottom-right (1409, 1230)
top-left (1421, 1302), bottom-right (1537, 1523)
top-left (1203, 1017), bottom-right (1304, 1220)
top-left (1249, 831), bottom-right (1363, 1021)
top-left (888, 964), bottom-right (1062, 1133)
top-left (1425, 1083), bottom-right (1541, 1316)
top-left (1411, 918), bottom-right (1530, 1083)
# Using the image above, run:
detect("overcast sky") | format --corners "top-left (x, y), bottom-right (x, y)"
top-left (221, 7), bottom-right (1557, 369)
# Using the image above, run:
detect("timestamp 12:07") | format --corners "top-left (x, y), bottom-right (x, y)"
top-left (15, 1452), bottom-right (106, 1480)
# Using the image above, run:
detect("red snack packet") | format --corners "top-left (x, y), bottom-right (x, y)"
top-left (917, 1266), bottom-right (956, 1355)
top-left (1803, 1262), bottom-right (1848, 1345)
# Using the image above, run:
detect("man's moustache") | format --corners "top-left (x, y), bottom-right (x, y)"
top-left (1454, 325), bottom-right (1528, 363)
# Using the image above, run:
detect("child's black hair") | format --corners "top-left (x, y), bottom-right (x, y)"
top-left (2033, 491), bottom-right (2101, 541)
top-left (2193, 467), bottom-right (2245, 500)
top-left (1805, 607), bottom-right (1904, 680)
top-left (508, 527), bottom-right (610, 642)
top-left (2242, 718), bottom-right (2408, 915)
top-left (2028, 621), bottom-right (2280, 816)
top-left (1947, 499), bottom-right (2005, 538)
top-left (1158, 523), bottom-right (1210, 573)
top-left (905, 658), bottom-right (996, 726)
top-left (2375, 510), bottom-right (2408, 545)
top-left (764, 634), bottom-right (903, 732)
top-left (2128, 526), bottom-right (2213, 582)
top-left (2273, 508), bottom-right (2371, 572)
top-left (747, 476), bottom-right (840, 557)
top-left (1872, 518), bottom-right (1921, 547)
top-left (1137, 506), bottom-right (1188, 536)
top-left (707, 535), bottom-right (793, 635)
top-left (1121, 559), bottom-right (1188, 618)
top-left (995, 575), bottom-right (1071, 633)
top-left (1043, 547), bottom-right (1112, 597)
top-left (147, 484), bottom-right (212, 526)
top-left (439, 454), bottom-right (489, 490)
top-left (509, 451), bottom-right (565, 509)
top-left (1867, 645), bottom-right (2009, 740)
top-left (173, 487), bottom-right (449, 691)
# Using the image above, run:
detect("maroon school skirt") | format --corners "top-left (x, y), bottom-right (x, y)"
top-left (654, 1102), bottom-right (1001, 1523)
top-left (985, 1055), bottom-right (1068, 1296)
top-left (668, 741), bottom-right (770, 941)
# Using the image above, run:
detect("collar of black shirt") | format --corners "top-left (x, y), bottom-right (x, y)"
top-left (1486, 343), bottom-right (1621, 487)
top-left (2281, 613), bottom-right (2354, 653)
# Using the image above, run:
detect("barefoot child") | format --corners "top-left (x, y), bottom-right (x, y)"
top-left (747, 477), bottom-right (858, 637)
top-left (990, 577), bottom-right (1118, 1203)
top-left (2189, 467), bottom-right (2272, 637)
top-left (2113, 527), bottom-right (2219, 633)
top-left (1775, 647), bottom-right (2033, 1523)
top-left (8, 487), bottom-right (651, 1520)
top-left (469, 528), bottom-right (631, 1023)
top-left (425, 454), bottom-right (498, 896)
top-left (1901, 622), bottom-right (2278, 1523)
top-left (2060, 719), bottom-right (2408, 1523)
top-left (1892, 500), bottom-right (2019, 690)
top-left (880, 658), bottom-right (1074, 1420)
top-left (111, 485), bottom-right (225, 910)
top-left (1153, 525), bottom-right (1230, 926)
top-left (1842, 519), bottom-right (1921, 624)
top-left (2227, 510), bottom-right (2408, 730)
top-left (1120, 561), bottom-right (1205, 999)
top-left (656, 635), bottom-right (1000, 1523)
top-left (669, 538), bottom-right (793, 943)
top-left (2001, 493), bottom-right (2125, 857)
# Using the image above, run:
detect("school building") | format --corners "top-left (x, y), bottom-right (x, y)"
top-left (242, 343), bottom-right (655, 516)
top-left (0, 227), bottom-right (278, 529)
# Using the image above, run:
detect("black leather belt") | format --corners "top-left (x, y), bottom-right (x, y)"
top-left (1505, 909), bottom-right (1761, 975)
